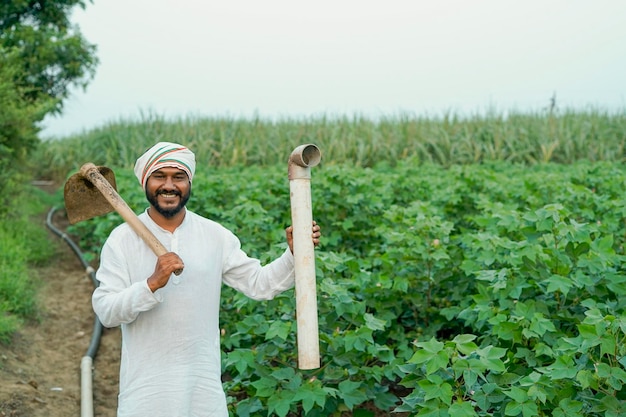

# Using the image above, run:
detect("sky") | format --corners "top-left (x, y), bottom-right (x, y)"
top-left (41, 0), bottom-right (626, 138)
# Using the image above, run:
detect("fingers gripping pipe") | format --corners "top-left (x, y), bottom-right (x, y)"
top-left (288, 144), bottom-right (321, 370)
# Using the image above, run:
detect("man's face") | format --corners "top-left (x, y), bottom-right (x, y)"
top-left (145, 167), bottom-right (191, 219)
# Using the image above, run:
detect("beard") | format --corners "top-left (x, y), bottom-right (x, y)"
top-left (146, 188), bottom-right (191, 219)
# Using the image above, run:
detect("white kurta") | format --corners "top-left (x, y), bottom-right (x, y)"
top-left (92, 209), bottom-right (295, 417)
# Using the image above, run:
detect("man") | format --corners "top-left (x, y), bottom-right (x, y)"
top-left (92, 142), bottom-right (321, 417)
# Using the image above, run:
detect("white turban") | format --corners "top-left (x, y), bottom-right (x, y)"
top-left (134, 142), bottom-right (196, 189)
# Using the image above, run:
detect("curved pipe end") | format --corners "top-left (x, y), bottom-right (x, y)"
top-left (288, 144), bottom-right (321, 179)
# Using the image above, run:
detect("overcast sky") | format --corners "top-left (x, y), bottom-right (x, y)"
top-left (41, 0), bottom-right (626, 138)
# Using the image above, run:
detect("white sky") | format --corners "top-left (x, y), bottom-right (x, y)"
top-left (41, 0), bottom-right (626, 138)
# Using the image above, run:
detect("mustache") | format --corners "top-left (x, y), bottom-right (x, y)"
top-left (156, 189), bottom-right (182, 196)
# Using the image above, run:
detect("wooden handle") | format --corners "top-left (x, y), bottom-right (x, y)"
top-left (80, 163), bottom-right (183, 275)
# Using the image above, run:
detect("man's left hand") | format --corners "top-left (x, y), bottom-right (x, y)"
top-left (286, 221), bottom-right (321, 254)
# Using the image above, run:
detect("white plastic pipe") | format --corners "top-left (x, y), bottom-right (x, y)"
top-left (288, 144), bottom-right (322, 370)
top-left (80, 356), bottom-right (94, 417)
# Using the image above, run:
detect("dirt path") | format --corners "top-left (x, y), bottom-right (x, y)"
top-left (0, 209), bottom-right (121, 417)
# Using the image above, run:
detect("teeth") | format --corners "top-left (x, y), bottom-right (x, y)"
top-left (160, 193), bottom-right (177, 198)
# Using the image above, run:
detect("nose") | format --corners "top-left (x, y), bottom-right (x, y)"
top-left (161, 175), bottom-right (176, 189)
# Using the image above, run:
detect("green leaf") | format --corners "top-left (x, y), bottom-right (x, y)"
top-left (577, 323), bottom-right (602, 346)
top-left (529, 313), bottom-right (556, 337)
top-left (553, 398), bottom-right (584, 417)
top-left (526, 384), bottom-right (547, 404)
top-left (477, 345), bottom-right (507, 373)
top-left (364, 312), bottom-right (387, 331)
top-left (265, 320), bottom-right (291, 341)
top-left (596, 234), bottom-right (615, 253)
top-left (344, 327), bottom-right (374, 352)
top-left (534, 342), bottom-right (554, 358)
top-left (566, 241), bottom-right (590, 258)
top-left (521, 401), bottom-right (539, 417)
top-left (292, 380), bottom-right (328, 414)
top-left (448, 400), bottom-right (478, 417)
top-left (225, 349), bottom-right (255, 374)
top-left (504, 398), bottom-right (538, 417)
top-left (583, 308), bottom-right (605, 325)
top-left (415, 401), bottom-right (448, 417)
top-left (600, 333), bottom-right (617, 357)
top-left (410, 338), bottom-right (450, 374)
top-left (251, 376), bottom-right (278, 397)
top-left (599, 394), bottom-right (623, 414)
top-left (416, 338), bottom-right (445, 353)
top-left (505, 400), bottom-right (523, 416)
top-left (491, 320), bottom-right (523, 342)
top-left (611, 366), bottom-right (626, 384)
top-left (542, 355), bottom-right (578, 380)
top-left (576, 369), bottom-right (595, 389)
top-left (410, 349), bottom-right (449, 375)
top-left (504, 387), bottom-right (528, 403)
top-left (418, 378), bottom-right (453, 404)
top-left (338, 380), bottom-right (368, 410)
top-left (267, 389), bottom-right (294, 417)
top-left (453, 334), bottom-right (479, 355)
top-left (545, 274), bottom-right (573, 296)
top-left (271, 367), bottom-right (296, 381)
top-left (367, 343), bottom-right (395, 362)
top-left (235, 397), bottom-right (264, 417)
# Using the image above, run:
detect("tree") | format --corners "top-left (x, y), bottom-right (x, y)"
top-left (0, 0), bottom-right (98, 208)
top-left (0, 0), bottom-right (99, 116)
top-left (0, 48), bottom-right (54, 162)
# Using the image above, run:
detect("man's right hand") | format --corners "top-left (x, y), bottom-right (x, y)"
top-left (147, 252), bottom-right (185, 292)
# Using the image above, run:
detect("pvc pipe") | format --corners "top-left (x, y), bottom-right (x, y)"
top-left (288, 144), bottom-right (321, 370)
top-left (46, 207), bottom-right (102, 417)
top-left (80, 356), bottom-right (94, 417)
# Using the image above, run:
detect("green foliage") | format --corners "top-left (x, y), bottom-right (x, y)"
top-left (0, 1), bottom-right (97, 205)
top-left (63, 158), bottom-right (626, 415)
top-left (0, 47), bottom-right (56, 189)
top-left (0, 184), bottom-right (57, 343)
top-left (34, 109), bottom-right (626, 182)
top-left (1, 0), bottom-right (97, 214)
top-left (0, 0), bottom-right (98, 113)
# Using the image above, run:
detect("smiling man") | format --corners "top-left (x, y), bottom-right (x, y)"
top-left (146, 167), bottom-right (190, 217)
top-left (92, 142), bottom-right (321, 417)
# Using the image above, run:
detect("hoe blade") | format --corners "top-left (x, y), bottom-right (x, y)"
top-left (64, 166), bottom-right (118, 224)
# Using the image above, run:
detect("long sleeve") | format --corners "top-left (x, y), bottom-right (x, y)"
top-left (221, 228), bottom-right (296, 300)
top-left (92, 225), bottom-right (163, 328)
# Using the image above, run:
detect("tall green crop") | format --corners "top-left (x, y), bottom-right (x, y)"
top-left (35, 109), bottom-right (626, 184)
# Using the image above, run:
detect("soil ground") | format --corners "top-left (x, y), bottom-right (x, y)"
top-left (0, 208), bottom-right (121, 417)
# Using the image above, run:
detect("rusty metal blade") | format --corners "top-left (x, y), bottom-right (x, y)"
top-left (64, 166), bottom-right (118, 224)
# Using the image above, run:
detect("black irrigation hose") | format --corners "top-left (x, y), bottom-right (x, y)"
top-left (46, 207), bottom-right (103, 360)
